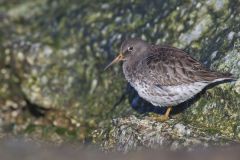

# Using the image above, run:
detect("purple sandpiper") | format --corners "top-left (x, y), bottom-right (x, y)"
top-left (105, 38), bottom-right (235, 121)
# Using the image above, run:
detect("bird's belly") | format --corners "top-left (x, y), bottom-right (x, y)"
top-left (130, 81), bottom-right (208, 107)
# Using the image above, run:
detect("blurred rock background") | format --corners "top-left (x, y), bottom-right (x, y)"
top-left (0, 0), bottom-right (240, 154)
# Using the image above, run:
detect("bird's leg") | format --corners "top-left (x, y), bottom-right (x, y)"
top-left (148, 106), bottom-right (172, 122)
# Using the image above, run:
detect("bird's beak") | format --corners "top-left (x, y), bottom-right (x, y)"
top-left (104, 53), bottom-right (124, 70)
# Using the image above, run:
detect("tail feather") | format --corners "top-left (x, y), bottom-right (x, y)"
top-left (211, 71), bottom-right (237, 83)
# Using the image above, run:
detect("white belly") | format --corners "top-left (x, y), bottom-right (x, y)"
top-left (130, 81), bottom-right (209, 107)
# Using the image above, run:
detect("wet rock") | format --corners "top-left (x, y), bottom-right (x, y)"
top-left (0, 0), bottom-right (239, 148)
top-left (95, 0), bottom-right (240, 146)
top-left (95, 115), bottom-right (236, 152)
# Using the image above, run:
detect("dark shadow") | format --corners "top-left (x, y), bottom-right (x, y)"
top-left (24, 98), bottom-right (48, 118)
top-left (127, 79), bottom-right (235, 115)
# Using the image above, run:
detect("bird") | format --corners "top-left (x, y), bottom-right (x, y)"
top-left (105, 38), bottom-right (236, 121)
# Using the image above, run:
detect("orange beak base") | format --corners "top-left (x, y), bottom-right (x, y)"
top-left (104, 53), bottom-right (124, 70)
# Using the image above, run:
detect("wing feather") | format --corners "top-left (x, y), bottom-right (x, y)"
top-left (139, 45), bottom-right (231, 86)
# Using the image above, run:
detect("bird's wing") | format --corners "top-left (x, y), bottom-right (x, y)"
top-left (140, 45), bottom-right (229, 86)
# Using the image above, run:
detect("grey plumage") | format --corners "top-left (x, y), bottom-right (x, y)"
top-left (120, 38), bottom-right (235, 107)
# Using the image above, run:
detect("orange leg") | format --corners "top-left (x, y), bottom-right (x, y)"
top-left (149, 106), bottom-right (172, 122)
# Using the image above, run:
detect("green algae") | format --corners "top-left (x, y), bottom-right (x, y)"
top-left (0, 0), bottom-right (239, 149)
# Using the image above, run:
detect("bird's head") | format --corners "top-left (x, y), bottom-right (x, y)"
top-left (104, 38), bottom-right (148, 70)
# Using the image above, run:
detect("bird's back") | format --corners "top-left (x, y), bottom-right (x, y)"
top-left (139, 45), bottom-right (234, 86)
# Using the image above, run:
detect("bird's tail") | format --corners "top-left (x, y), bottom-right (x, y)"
top-left (212, 71), bottom-right (237, 83)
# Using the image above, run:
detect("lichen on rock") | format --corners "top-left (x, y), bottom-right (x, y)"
top-left (94, 115), bottom-right (236, 152)
top-left (0, 0), bottom-right (240, 151)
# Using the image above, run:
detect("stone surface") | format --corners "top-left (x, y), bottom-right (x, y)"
top-left (0, 0), bottom-right (240, 151)
top-left (94, 115), bottom-right (237, 152)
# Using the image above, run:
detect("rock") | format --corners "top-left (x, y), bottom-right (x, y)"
top-left (0, 0), bottom-right (239, 149)
top-left (95, 115), bottom-right (236, 152)
top-left (104, 0), bottom-right (240, 151)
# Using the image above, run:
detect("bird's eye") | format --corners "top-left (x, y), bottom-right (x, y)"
top-left (128, 46), bottom-right (133, 52)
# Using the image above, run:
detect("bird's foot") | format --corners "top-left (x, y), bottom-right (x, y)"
top-left (147, 107), bottom-right (172, 122)
top-left (148, 113), bottom-right (169, 122)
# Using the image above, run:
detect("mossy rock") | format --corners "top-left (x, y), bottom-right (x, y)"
top-left (0, 0), bottom-right (239, 146)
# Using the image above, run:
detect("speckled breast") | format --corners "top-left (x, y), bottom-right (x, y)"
top-left (123, 62), bottom-right (208, 107)
top-left (130, 80), bottom-right (208, 107)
